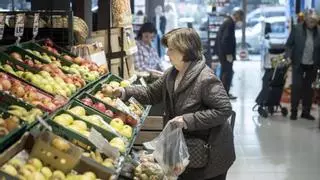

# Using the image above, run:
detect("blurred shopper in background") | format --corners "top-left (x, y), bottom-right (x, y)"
top-left (164, 3), bottom-right (178, 33)
top-left (285, 11), bottom-right (320, 120)
top-left (135, 22), bottom-right (164, 73)
top-left (297, 12), bottom-right (305, 24)
top-left (153, 5), bottom-right (166, 57)
top-left (215, 9), bottom-right (244, 100)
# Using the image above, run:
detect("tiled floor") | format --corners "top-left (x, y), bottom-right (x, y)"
top-left (227, 60), bottom-right (320, 180)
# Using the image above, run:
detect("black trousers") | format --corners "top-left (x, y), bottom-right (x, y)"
top-left (291, 64), bottom-right (317, 113)
top-left (220, 60), bottom-right (234, 95)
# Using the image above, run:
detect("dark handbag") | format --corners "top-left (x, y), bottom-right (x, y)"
top-left (185, 138), bottom-right (211, 168)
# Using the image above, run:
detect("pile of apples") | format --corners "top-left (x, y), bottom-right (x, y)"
top-left (0, 115), bottom-right (21, 137)
top-left (82, 150), bottom-right (116, 169)
top-left (8, 52), bottom-right (87, 89)
top-left (1, 157), bottom-right (98, 180)
top-left (1, 64), bottom-right (83, 97)
top-left (42, 39), bottom-right (107, 76)
top-left (53, 108), bottom-right (127, 153)
top-left (80, 97), bottom-right (114, 118)
top-left (0, 73), bottom-right (66, 111)
top-left (7, 105), bottom-right (43, 124)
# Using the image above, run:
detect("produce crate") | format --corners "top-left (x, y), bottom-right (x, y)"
top-left (48, 109), bottom-right (117, 151)
top-left (19, 42), bottom-right (74, 67)
top-left (37, 39), bottom-right (78, 59)
top-left (0, 71), bottom-right (66, 113)
top-left (0, 91), bottom-right (48, 130)
top-left (88, 73), bottom-right (122, 96)
top-left (0, 110), bottom-right (27, 153)
top-left (0, 132), bottom-right (115, 179)
top-left (0, 52), bottom-right (39, 73)
top-left (5, 45), bottom-right (51, 64)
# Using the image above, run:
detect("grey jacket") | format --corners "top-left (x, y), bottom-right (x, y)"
top-left (286, 24), bottom-right (320, 67)
top-left (125, 59), bottom-right (235, 179)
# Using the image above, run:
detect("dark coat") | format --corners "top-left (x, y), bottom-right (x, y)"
top-left (215, 16), bottom-right (236, 62)
top-left (125, 59), bottom-right (235, 179)
top-left (285, 24), bottom-right (320, 67)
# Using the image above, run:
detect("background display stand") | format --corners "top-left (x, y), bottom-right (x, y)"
top-left (0, 10), bottom-right (74, 48)
top-left (96, 0), bottom-right (137, 79)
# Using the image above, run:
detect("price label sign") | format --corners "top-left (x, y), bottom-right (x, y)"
top-left (14, 13), bottom-right (25, 37)
top-left (33, 13), bottom-right (40, 37)
top-left (0, 13), bottom-right (5, 40)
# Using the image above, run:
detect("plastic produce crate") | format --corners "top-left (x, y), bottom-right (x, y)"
top-left (0, 132), bottom-right (115, 179)
top-left (0, 110), bottom-right (27, 153)
top-left (0, 91), bottom-right (48, 130)
top-left (48, 109), bottom-right (117, 151)
top-left (0, 71), bottom-right (67, 113)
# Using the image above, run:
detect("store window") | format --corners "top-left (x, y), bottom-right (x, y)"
top-left (0, 0), bottom-right (31, 11)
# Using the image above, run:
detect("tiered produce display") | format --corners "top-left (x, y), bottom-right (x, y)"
top-left (0, 40), bottom-right (152, 180)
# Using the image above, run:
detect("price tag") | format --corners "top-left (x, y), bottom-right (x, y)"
top-left (33, 13), bottom-right (40, 37)
top-left (115, 98), bottom-right (140, 121)
top-left (0, 13), bottom-right (5, 40)
top-left (14, 13), bottom-right (25, 37)
top-left (139, 77), bottom-right (147, 87)
top-left (89, 128), bottom-right (119, 158)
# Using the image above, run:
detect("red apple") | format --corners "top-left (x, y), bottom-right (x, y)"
top-left (74, 57), bottom-right (84, 64)
top-left (93, 102), bottom-right (106, 112)
top-left (126, 115), bottom-right (137, 126)
top-left (1, 79), bottom-right (12, 91)
top-left (25, 59), bottom-right (34, 67)
top-left (104, 109), bottom-right (114, 118)
top-left (0, 73), bottom-right (9, 80)
top-left (44, 38), bottom-right (54, 47)
top-left (63, 55), bottom-right (73, 62)
top-left (81, 98), bottom-right (93, 106)
top-left (10, 52), bottom-right (22, 61)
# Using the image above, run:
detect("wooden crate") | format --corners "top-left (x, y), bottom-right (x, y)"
top-left (134, 116), bottom-right (163, 146)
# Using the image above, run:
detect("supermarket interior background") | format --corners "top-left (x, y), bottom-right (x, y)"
top-left (0, 0), bottom-right (319, 179)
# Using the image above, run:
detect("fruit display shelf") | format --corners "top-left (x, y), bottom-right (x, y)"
top-left (0, 91), bottom-right (48, 130)
top-left (0, 109), bottom-right (27, 153)
top-left (0, 132), bottom-right (115, 179)
top-left (0, 72), bottom-right (67, 113)
top-left (48, 107), bottom-right (121, 150)
top-left (2, 46), bottom-right (88, 99)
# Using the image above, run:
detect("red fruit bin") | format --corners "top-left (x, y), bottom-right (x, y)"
top-left (0, 72), bottom-right (67, 113)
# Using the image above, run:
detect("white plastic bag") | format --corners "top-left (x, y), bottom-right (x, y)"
top-left (148, 122), bottom-right (190, 179)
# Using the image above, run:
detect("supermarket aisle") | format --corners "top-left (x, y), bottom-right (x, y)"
top-left (227, 61), bottom-right (320, 180)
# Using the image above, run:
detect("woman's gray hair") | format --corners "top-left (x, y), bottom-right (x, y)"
top-left (161, 28), bottom-right (203, 62)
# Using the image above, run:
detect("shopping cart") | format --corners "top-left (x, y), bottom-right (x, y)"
top-left (253, 55), bottom-right (290, 117)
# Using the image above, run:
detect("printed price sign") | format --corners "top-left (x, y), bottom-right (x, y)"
top-left (33, 13), bottom-right (40, 37)
top-left (89, 128), bottom-right (120, 158)
top-left (14, 13), bottom-right (25, 37)
top-left (0, 13), bottom-right (5, 40)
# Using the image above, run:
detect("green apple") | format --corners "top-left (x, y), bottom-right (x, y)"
top-left (39, 71), bottom-right (51, 78)
top-left (68, 124), bottom-right (84, 133)
top-left (31, 76), bottom-right (42, 86)
top-left (16, 71), bottom-right (24, 77)
top-left (69, 68), bottom-right (80, 75)
top-left (85, 115), bottom-right (103, 126)
top-left (109, 81), bottom-right (120, 88)
top-left (70, 64), bottom-right (80, 69)
top-left (1, 164), bottom-right (18, 176)
top-left (23, 72), bottom-right (34, 80)
top-left (27, 158), bottom-right (43, 170)
top-left (119, 125), bottom-right (133, 138)
top-left (110, 118), bottom-right (124, 132)
top-left (72, 120), bottom-right (87, 131)
top-left (109, 137), bottom-right (126, 153)
top-left (56, 89), bottom-right (67, 97)
top-left (54, 77), bottom-right (65, 84)
top-left (53, 114), bottom-right (74, 126)
top-left (67, 84), bottom-right (77, 93)
top-left (40, 167), bottom-right (52, 179)
top-left (3, 64), bottom-right (14, 72)
top-left (62, 66), bottom-right (70, 71)
top-left (68, 106), bottom-right (86, 116)
top-left (120, 80), bottom-right (130, 87)
top-left (52, 170), bottom-right (66, 179)
top-left (43, 84), bottom-right (54, 94)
